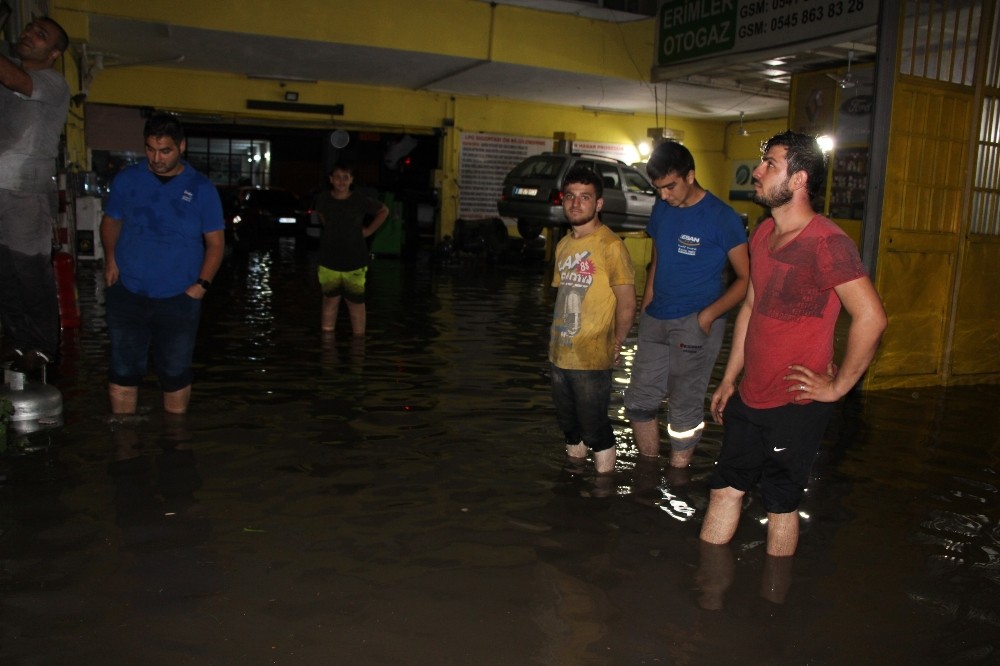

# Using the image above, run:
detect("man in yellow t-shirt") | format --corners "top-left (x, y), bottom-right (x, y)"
top-left (550, 167), bottom-right (636, 474)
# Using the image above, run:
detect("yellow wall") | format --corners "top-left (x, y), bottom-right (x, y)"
top-left (55, 0), bottom-right (654, 78)
top-left (722, 116), bottom-right (789, 229)
top-left (55, 53), bottom-right (86, 172)
top-left (78, 65), bottom-right (736, 238)
top-left (50, 1), bottom-right (739, 239)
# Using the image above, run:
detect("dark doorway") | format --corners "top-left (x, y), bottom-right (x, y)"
top-left (184, 122), bottom-right (440, 245)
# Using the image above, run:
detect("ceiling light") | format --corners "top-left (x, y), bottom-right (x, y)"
top-left (247, 74), bottom-right (318, 83)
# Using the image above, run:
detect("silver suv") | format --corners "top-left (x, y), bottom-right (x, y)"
top-left (497, 152), bottom-right (657, 239)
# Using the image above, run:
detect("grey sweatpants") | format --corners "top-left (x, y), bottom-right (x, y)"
top-left (624, 311), bottom-right (726, 449)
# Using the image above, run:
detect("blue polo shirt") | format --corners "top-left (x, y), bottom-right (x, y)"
top-left (105, 162), bottom-right (223, 298)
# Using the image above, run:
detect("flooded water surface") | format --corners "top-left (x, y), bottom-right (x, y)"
top-left (2, 241), bottom-right (999, 665)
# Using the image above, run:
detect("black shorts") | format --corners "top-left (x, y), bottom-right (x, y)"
top-left (708, 393), bottom-right (835, 514)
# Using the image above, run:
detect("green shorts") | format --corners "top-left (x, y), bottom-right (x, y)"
top-left (318, 266), bottom-right (367, 303)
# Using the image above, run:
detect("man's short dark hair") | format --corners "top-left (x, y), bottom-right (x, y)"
top-left (646, 140), bottom-right (695, 181)
top-left (762, 131), bottom-right (827, 199)
top-left (562, 166), bottom-right (602, 199)
top-left (40, 17), bottom-right (69, 55)
top-left (143, 113), bottom-right (185, 144)
top-left (330, 161), bottom-right (354, 176)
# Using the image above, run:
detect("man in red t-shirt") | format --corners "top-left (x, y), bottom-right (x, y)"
top-left (700, 131), bottom-right (887, 557)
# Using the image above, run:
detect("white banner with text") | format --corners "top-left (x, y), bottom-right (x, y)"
top-left (458, 133), bottom-right (550, 218)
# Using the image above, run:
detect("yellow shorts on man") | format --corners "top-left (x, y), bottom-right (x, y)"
top-left (317, 266), bottom-right (367, 303)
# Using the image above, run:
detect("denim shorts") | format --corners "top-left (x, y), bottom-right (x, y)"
top-left (550, 364), bottom-right (614, 453)
top-left (105, 282), bottom-right (202, 391)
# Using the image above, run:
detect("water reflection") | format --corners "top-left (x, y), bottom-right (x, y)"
top-left (0, 241), bottom-right (998, 663)
top-left (109, 414), bottom-right (222, 603)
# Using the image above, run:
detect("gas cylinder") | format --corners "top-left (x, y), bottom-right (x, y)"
top-left (2, 367), bottom-right (63, 433)
top-left (53, 250), bottom-right (80, 328)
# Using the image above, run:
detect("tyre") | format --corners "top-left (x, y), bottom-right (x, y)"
top-left (484, 218), bottom-right (509, 256)
top-left (516, 219), bottom-right (543, 240)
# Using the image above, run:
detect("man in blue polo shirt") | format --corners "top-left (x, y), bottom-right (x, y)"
top-left (100, 113), bottom-right (224, 415)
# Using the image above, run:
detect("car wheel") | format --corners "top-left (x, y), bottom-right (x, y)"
top-left (516, 219), bottom-right (543, 240)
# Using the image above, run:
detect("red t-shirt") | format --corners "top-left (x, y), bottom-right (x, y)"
top-left (739, 215), bottom-right (868, 408)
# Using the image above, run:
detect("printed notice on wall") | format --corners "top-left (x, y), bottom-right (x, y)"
top-left (459, 133), bottom-right (550, 218)
top-left (571, 141), bottom-right (636, 163)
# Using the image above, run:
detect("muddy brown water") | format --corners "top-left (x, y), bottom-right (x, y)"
top-left (2, 240), bottom-right (998, 665)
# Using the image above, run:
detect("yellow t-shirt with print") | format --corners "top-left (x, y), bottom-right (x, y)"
top-left (549, 224), bottom-right (635, 370)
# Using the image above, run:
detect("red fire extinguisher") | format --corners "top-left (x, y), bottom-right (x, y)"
top-left (53, 250), bottom-right (80, 328)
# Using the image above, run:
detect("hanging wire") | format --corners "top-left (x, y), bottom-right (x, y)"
top-left (663, 82), bottom-right (669, 126)
top-left (607, 13), bottom-right (659, 112)
top-left (718, 91), bottom-right (765, 116)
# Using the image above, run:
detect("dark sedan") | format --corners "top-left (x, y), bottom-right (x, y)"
top-left (229, 187), bottom-right (310, 244)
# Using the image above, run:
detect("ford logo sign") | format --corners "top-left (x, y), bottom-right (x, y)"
top-left (841, 95), bottom-right (874, 116)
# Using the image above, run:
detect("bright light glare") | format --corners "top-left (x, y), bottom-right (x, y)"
top-left (620, 145), bottom-right (640, 165)
top-left (638, 141), bottom-right (651, 157)
top-left (816, 134), bottom-right (835, 153)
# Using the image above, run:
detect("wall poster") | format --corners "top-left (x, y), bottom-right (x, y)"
top-left (458, 133), bottom-right (550, 218)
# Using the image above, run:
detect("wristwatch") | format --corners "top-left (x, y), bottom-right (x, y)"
top-left (196, 278), bottom-right (212, 290)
